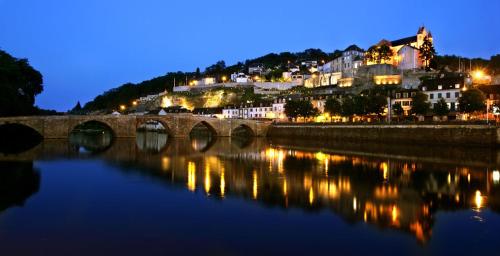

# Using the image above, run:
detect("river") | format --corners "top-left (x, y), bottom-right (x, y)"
top-left (0, 130), bottom-right (499, 255)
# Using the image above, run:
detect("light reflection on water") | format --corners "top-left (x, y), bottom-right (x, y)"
top-left (1, 131), bottom-right (500, 254)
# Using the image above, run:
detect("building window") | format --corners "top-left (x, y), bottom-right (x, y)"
top-left (429, 93), bottom-right (434, 99)
top-left (403, 93), bottom-right (408, 98)
top-left (438, 85), bottom-right (442, 90)
top-left (455, 84), bottom-right (460, 89)
top-left (455, 92), bottom-right (460, 98)
top-left (446, 92), bottom-right (450, 98)
top-left (396, 93), bottom-right (401, 98)
top-left (438, 93), bottom-right (442, 98)
top-left (411, 92), bottom-right (416, 97)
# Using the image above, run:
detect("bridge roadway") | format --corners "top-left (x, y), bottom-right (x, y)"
top-left (0, 114), bottom-right (271, 138)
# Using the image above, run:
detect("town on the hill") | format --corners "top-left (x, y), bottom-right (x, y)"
top-left (98, 26), bottom-right (499, 123)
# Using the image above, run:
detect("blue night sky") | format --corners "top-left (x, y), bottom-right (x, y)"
top-left (1, 0), bottom-right (499, 111)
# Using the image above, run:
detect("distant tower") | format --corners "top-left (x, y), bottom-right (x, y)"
top-left (417, 26), bottom-right (427, 48)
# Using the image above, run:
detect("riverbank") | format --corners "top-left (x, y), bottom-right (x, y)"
top-left (267, 124), bottom-right (500, 147)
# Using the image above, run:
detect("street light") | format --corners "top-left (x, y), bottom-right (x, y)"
top-left (132, 101), bottom-right (138, 106)
top-left (473, 70), bottom-right (484, 80)
top-left (222, 76), bottom-right (227, 83)
top-left (120, 105), bottom-right (126, 111)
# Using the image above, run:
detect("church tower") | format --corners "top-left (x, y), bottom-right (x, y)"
top-left (416, 26), bottom-right (432, 48)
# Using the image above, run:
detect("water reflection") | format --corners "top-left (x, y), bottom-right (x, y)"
top-left (0, 161), bottom-right (40, 213)
top-left (69, 121), bottom-right (113, 154)
top-left (69, 130), bottom-right (113, 154)
top-left (190, 122), bottom-right (217, 152)
top-left (2, 136), bottom-right (500, 245)
top-left (104, 139), bottom-right (500, 244)
top-left (136, 131), bottom-right (169, 153)
top-left (0, 124), bottom-right (42, 154)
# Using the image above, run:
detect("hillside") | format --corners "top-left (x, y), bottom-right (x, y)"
top-left (82, 48), bottom-right (500, 112)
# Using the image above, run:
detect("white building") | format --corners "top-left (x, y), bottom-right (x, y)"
top-left (397, 45), bottom-right (422, 70)
top-left (331, 45), bottom-right (365, 77)
top-left (193, 77), bottom-right (216, 86)
top-left (391, 90), bottom-right (418, 115)
top-left (319, 72), bottom-right (342, 87)
top-left (253, 82), bottom-right (300, 95)
top-left (232, 73), bottom-right (252, 83)
top-left (223, 104), bottom-right (275, 119)
top-left (420, 74), bottom-right (467, 111)
top-left (249, 64), bottom-right (265, 75)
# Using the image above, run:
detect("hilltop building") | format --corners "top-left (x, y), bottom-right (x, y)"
top-left (367, 26), bottom-right (433, 70)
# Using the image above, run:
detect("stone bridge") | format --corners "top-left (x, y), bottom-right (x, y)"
top-left (0, 114), bottom-right (271, 138)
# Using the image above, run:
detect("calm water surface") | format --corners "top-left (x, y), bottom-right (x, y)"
top-left (0, 131), bottom-right (500, 255)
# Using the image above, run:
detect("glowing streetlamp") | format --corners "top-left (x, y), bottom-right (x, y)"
top-left (132, 101), bottom-right (138, 106)
top-left (473, 70), bottom-right (484, 80)
top-left (119, 105), bottom-right (126, 111)
top-left (222, 76), bottom-right (227, 83)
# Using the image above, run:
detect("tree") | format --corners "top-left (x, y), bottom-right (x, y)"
top-left (0, 50), bottom-right (43, 117)
top-left (284, 100), bottom-right (300, 120)
top-left (458, 89), bottom-right (486, 113)
top-left (392, 103), bottom-right (404, 120)
top-left (420, 36), bottom-right (436, 71)
top-left (195, 67), bottom-right (201, 79)
top-left (367, 95), bottom-right (387, 116)
top-left (341, 97), bottom-right (356, 118)
top-left (365, 46), bottom-right (379, 63)
top-left (411, 92), bottom-right (431, 116)
top-left (70, 101), bottom-right (83, 115)
top-left (297, 101), bottom-right (318, 119)
top-left (205, 60), bottom-right (226, 76)
top-left (433, 98), bottom-right (450, 117)
top-left (353, 95), bottom-right (369, 116)
top-left (324, 98), bottom-right (342, 116)
top-left (378, 44), bottom-right (393, 64)
top-left (284, 100), bottom-right (318, 121)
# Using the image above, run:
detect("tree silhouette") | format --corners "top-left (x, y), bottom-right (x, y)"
top-left (411, 92), bottom-right (431, 116)
top-left (433, 98), bottom-right (450, 117)
top-left (458, 89), bottom-right (486, 113)
top-left (325, 98), bottom-right (342, 116)
top-left (378, 44), bottom-right (393, 64)
top-left (0, 50), bottom-right (43, 117)
top-left (420, 36), bottom-right (436, 71)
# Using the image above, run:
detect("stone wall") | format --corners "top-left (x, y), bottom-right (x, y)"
top-left (267, 125), bottom-right (500, 146)
top-left (0, 115), bottom-right (271, 139)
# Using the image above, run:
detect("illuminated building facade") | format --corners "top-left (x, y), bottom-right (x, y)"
top-left (367, 26), bottom-right (433, 70)
top-left (420, 72), bottom-right (467, 111)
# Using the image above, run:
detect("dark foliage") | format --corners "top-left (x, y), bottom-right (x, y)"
top-left (0, 50), bottom-right (43, 116)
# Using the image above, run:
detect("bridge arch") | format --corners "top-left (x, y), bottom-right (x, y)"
top-left (0, 120), bottom-right (44, 138)
top-left (189, 121), bottom-right (218, 137)
top-left (0, 123), bottom-right (43, 154)
top-left (136, 119), bottom-right (172, 136)
top-left (231, 124), bottom-right (256, 137)
top-left (69, 119), bottom-right (116, 137)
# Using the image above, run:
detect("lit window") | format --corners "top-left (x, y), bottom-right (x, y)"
top-left (438, 85), bottom-right (442, 90)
